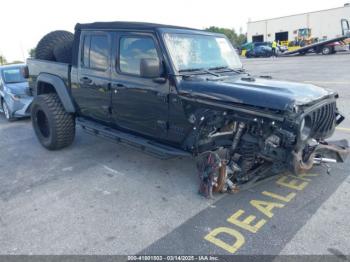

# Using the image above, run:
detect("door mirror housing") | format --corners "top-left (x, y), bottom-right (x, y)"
top-left (21, 66), bottom-right (29, 79)
top-left (140, 58), bottom-right (161, 78)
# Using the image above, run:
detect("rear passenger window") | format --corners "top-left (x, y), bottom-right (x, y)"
top-left (81, 34), bottom-right (109, 71)
top-left (119, 36), bottom-right (159, 75)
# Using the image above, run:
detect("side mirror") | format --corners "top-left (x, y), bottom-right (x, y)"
top-left (140, 58), bottom-right (161, 78)
top-left (21, 66), bottom-right (29, 79)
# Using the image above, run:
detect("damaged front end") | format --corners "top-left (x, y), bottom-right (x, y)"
top-left (290, 101), bottom-right (349, 175)
top-left (292, 139), bottom-right (349, 175)
top-left (186, 99), bottom-right (349, 198)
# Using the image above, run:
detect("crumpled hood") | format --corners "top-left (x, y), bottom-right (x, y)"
top-left (5, 82), bottom-right (29, 95)
top-left (178, 76), bottom-right (335, 111)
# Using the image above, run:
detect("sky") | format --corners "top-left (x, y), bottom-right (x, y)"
top-left (0, 0), bottom-right (348, 61)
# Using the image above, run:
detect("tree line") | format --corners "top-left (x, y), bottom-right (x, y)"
top-left (205, 26), bottom-right (247, 48)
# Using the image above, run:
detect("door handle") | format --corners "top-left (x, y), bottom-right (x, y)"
top-left (80, 77), bottom-right (93, 84)
top-left (112, 83), bottom-right (127, 89)
top-left (111, 83), bottom-right (126, 94)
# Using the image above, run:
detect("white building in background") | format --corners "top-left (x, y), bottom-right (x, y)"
top-left (247, 4), bottom-right (350, 43)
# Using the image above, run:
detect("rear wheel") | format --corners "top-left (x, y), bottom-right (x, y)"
top-left (31, 94), bottom-right (75, 150)
top-left (322, 46), bottom-right (332, 55)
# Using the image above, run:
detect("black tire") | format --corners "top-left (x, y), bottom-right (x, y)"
top-left (322, 46), bottom-right (332, 55)
top-left (31, 94), bottom-right (75, 150)
top-left (53, 40), bottom-right (73, 63)
top-left (35, 31), bottom-right (74, 61)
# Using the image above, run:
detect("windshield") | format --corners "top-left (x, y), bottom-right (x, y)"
top-left (163, 33), bottom-right (242, 72)
top-left (2, 68), bottom-right (26, 84)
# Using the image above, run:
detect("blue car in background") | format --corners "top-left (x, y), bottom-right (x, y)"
top-left (245, 42), bottom-right (273, 58)
top-left (0, 64), bottom-right (33, 121)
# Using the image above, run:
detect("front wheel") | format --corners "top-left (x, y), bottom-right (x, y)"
top-left (1, 100), bottom-right (13, 121)
top-left (31, 94), bottom-right (75, 150)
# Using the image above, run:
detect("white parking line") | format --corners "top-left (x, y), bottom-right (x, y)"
top-left (304, 81), bottom-right (350, 85)
top-left (336, 127), bottom-right (350, 133)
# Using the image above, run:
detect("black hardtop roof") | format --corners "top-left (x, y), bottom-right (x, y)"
top-left (75, 21), bottom-right (198, 31)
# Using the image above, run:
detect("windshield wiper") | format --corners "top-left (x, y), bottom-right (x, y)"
top-left (178, 68), bottom-right (205, 73)
top-left (179, 68), bottom-right (220, 77)
top-left (208, 66), bottom-right (245, 74)
top-left (208, 66), bottom-right (229, 70)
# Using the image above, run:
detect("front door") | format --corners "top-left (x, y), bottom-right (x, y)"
top-left (75, 31), bottom-right (112, 123)
top-left (110, 32), bottom-right (169, 139)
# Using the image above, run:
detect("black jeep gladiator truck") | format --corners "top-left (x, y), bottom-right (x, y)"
top-left (27, 22), bottom-right (348, 193)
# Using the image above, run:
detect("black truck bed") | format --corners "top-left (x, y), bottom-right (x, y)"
top-left (27, 58), bottom-right (71, 87)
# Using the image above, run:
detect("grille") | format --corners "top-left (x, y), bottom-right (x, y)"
top-left (309, 102), bottom-right (336, 139)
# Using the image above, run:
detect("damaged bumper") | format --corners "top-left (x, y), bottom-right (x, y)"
top-left (292, 139), bottom-right (349, 174)
top-left (5, 95), bottom-right (33, 118)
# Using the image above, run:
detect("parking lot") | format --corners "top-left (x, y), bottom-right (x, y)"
top-left (1, 53), bottom-right (350, 256)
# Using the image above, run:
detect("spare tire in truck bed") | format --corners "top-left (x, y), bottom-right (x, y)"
top-left (35, 30), bottom-right (74, 61)
top-left (53, 40), bottom-right (73, 63)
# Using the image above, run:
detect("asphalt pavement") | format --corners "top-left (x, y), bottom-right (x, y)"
top-left (0, 53), bottom-right (349, 259)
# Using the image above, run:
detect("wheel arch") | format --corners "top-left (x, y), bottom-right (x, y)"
top-left (1, 93), bottom-right (12, 109)
top-left (36, 73), bottom-right (75, 113)
top-left (0, 95), bottom-right (4, 110)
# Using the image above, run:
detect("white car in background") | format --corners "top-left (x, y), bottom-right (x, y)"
top-left (0, 64), bottom-right (33, 121)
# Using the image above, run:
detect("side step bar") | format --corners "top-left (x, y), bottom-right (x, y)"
top-left (77, 118), bottom-right (191, 159)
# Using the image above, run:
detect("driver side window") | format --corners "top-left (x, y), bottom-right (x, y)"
top-left (119, 36), bottom-right (159, 76)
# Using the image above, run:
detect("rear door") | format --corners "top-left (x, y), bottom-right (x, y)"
top-left (110, 32), bottom-right (169, 139)
top-left (74, 31), bottom-right (112, 123)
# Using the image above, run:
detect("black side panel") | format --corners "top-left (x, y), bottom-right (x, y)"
top-left (73, 31), bottom-right (112, 123)
top-left (111, 31), bottom-right (170, 139)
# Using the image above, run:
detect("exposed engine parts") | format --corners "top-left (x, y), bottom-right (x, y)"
top-left (197, 152), bottom-right (222, 198)
top-left (231, 122), bottom-right (245, 151)
top-left (193, 108), bottom-right (349, 198)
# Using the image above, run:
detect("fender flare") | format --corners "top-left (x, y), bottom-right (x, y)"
top-left (36, 73), bottom-right (75, 113)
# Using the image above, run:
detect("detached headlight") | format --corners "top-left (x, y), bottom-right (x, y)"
top-left (300, 115), bottom-right (312, 141)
